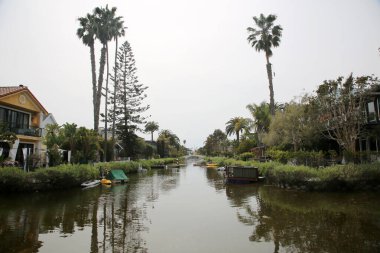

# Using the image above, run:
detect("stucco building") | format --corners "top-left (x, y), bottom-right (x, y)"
top-left (0, 85), bottom-right (56, 167)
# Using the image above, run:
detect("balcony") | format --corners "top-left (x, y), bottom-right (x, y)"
top-left (12, 127), bottom-right (42, 137)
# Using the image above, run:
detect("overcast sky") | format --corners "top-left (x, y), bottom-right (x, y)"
top-left (0, 0), bottom-right (380, 149)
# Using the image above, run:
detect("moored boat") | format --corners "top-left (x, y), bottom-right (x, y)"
top-left (81, 180), bottom-right (101, 188)
top-left (225, 166), bottom-right (260, 184)
top-left (206, 163), bottom-right (218, 169)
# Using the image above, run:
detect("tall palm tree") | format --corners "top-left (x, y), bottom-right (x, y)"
top-left (93, 5), bottom-right (124, 161)
top-left (225, 117), bottom-right (250, 144)
top-left (247, 14), bottom-right (282, 115)
top-left (77, 13), bottom-right (98, 130)
top-left (145, 121), bottom-right (159, 142)
top-left (110, 16), bottom-right (126, 141)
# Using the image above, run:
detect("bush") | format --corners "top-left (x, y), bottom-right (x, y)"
top-left (0, 164), bottom-right (99, 192)
top-left (238, 152), bottom-right (255, 161)
top-left (206, 157), bottom-right (380, 191)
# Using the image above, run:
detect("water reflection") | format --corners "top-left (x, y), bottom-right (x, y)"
top-left (1, 163), bottom-right (380, 253)
top-left (0, 169), bottom-right (181, 253)
top-left (225, 185), bottom-right (380, 253)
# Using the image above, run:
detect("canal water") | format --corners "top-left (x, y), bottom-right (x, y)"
top-left (1, 157), bottom-right (380, 253)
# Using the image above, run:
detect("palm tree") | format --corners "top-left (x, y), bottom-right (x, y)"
top-left (93, 6), bottom-right (124, 161)
top-left (77, 13), bottom-right (98, 130)
top-left (145, 121), bottom-right (159, 142)
top-left (246, 102), bottom-right (271, 133)
top-left (110, 15), bottom-right (126, 141)
top-left (247, 14), bottom-right (282, 115)
top-left (225, 117), bottom-right (250, 144)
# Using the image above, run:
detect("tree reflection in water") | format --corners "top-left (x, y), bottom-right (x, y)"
top-left (0, 169), bottom-right (181, 253)
top-left (226, 185), bottom-right (380, 253)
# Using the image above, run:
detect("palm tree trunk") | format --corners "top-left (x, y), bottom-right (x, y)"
top-left (236, 131), bottom-right (240, 144)
top-left (90, 43), bottom-right (97, 131)
top-left (112, 37), bottom-right (118, 141)
top-left (151, 131), bottom-right (154, 142)
top-left (103, 43), bottom-right (109, 162)
top-left (95, 45), bottom-right (107, 132)
top-left (265, 53), bottom-right (275, 116)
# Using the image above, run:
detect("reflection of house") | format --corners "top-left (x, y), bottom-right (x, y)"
top-left (0, 85), bottom-right (55, 167)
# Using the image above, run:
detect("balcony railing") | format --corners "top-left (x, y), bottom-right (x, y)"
top-left (12, 127), bottom-right (42, 137)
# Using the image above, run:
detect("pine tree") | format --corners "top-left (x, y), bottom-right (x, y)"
top-left (108, 40), bottom-right (149, 158)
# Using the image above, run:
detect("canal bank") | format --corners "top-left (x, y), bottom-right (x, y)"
top-left (206, 157), bottom-right (380, 191)
top-left (0, 158), bottom-right (380, 253)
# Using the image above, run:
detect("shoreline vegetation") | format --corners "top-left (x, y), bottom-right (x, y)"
top-left (206, 157), bottom-right (380, 192)
top-left (0, 158), bottom-right (179, 193)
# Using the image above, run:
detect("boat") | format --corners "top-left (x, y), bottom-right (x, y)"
top-left (225, 166), bottom-right (260, 184)
top-left (206, 163), bottom-right (218, 169)
top-left (101, 178), bottom-right (112, 185)
top-left (107, 169), bottom-right (128, 183)
top-left (81, 180), bottom-right (101, 188)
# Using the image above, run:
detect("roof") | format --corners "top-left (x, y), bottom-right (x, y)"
top-left (0, 85), bottom-right (48, 114)
top-left (0, 86), bottom-right (26, 97)
top-left (108, 169), bottom-right (128, 180)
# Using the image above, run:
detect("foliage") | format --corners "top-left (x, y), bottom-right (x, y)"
top-left (145, 121), bottom-right (159, 142)
top-left (94, 158), bottom-right (179, 175)
top-left (0, 164), bottom-right (98, 192)
top-left (263, 101), bottom-right (320, 151)
top-left (206, 156), bottom-right (380, 191)
top-left (108, 40), bottom-right (149, 158)
top-left (246, 102), bottom-right (271, 143)
top-left (0, 123), bottom-right (17, 144)
top-left (247, 14), bottom-right (282, 115)
top-left (225, 117), bottom-right (251, 144)
top-left (238, 152), bottom-right (255, 161)
top-left (77, 5), bottom-right (125, 131)
top-left (44, 124), bottom-right (100, 165)
top-left (309, 74), bottom-right (379, 158)
top-left (157, 129), bottom-right (184, 158)
top-left (236, 139), bottom-right (257, 154)
top-left (201, 129), bottom-right (229, 156)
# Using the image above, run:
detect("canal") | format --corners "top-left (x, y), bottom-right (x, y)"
top-left (1, 157), bottom-right (380, 253)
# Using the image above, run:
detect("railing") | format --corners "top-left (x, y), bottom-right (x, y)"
top-left (12, 127), bottom-right (42, 137)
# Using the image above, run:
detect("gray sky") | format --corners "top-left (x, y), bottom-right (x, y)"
top-left (0, 0), bottom-right (379, 149)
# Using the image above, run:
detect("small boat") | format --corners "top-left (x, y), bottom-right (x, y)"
top-left (81, 180), bottom-right (101, 188)
top-left (217, 166), bottom-right (225, 171)
top-left (206, 163), bottom-right (218, 169)
top-left (101, 178), bottom-right (112, 185)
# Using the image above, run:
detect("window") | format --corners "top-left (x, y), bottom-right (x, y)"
top-left (0, 107), bottom-right (30, 130)
top-left (368, 101), bottom-right (376, 122)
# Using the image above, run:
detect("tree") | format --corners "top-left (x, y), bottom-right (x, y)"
top-left (263, 101), bottom-right (318, 151)
top-left (96, 5), bottom-right (125, 161)
top-left (225, 117), bottom-right (251, 144)
top-left (144, 121), bottom-right (159, 142)
top-left (203, 129), bottom-right (228, 156)
top-left (109, 40), bottom-right (149, 158)
top-left (77, 6), bottom-right (124, 132)
top-left (157, 130), bottom-right (181, 158)
top-left (246, 102), bottom-right (271, 144)
top-left (247, 14), bottom-right (282, 115)
top-left (77, 13), bottom-right (98, 130)
top-left (310, 74), bottom-right (378, 159)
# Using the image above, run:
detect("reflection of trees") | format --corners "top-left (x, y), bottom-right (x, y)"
top-left (205, 169), bottom-right (226, 192)
top-left (227, 185), bottom-right (380, 253)
top-left (0, 168), bottom-right (181, 253)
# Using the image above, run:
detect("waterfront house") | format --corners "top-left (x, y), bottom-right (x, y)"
top-left (0, 85), bottom-right (55, 167)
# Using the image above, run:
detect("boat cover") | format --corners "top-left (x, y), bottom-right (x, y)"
top-left (108, 169), bottom-right (128, 180)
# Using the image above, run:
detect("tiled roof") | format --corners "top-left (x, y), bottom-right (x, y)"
top-left (0, 85), bottom-right (28, 97)
top-left (0, 85), bottom-right (48, 114)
